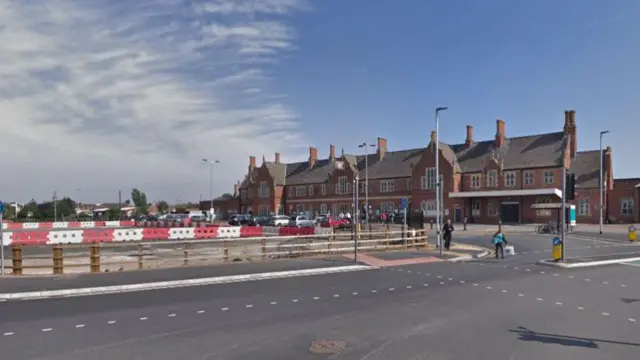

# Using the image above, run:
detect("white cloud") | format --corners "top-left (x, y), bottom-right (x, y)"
top-left (0, 0), bottom-right (309, 204)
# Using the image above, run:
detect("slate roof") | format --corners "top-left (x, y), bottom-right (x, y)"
top-left (240, 130), bottom-right (602, 188)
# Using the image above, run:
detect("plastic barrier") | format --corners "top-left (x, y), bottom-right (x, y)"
top-left (2, 220), bottom-right (135, 230)
top-left (279, 227), bottom-right (315, 236)
top-left (240, 226), bottom-right (263, 238)
top-left (11, 231), bottom-right (50, 245)
top-left (141, 228), bottom-right (170, 241)
top-left (261, 226), bottom-right (280, 236)
top-left (83, 229), bottom-right (116, 243)
top-left (194, 227), bottom-right (219, 239)
top-left (217, 226), bottom-right (241, 238)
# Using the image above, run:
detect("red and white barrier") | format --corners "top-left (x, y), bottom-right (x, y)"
top-left (2, 220), bottom-right (135, 231)
top-left (1, 226), bottom-right (333, 246)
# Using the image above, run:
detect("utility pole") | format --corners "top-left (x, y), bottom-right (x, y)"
top-left (354, 176), bottom-right (359, 263)
top-left (202, 159), bottom-right (220, 222)
top-left (561, 166), bottom-right (567, 262)
top-left (358, 143), bottom-right (375, 231)
top-left (53, 191), bottom-right (58, 222)
top-left (435, 106), bottom-right (448, 257)
top-left (599, 130), bottom-right (609, 235)
top-left (118, 190), bottom-right (122, 220)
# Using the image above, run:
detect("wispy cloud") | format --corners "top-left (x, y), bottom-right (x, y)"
top-left (0, 0), bottom-right (308, 202)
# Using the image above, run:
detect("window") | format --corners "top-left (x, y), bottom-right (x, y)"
top-left (487, 202), bottom-right (498, 216)
top-left (504, 172), bottom-right (516, 188)
top-left (295, 204), bottom-right (304, 214)
top-left (320, 204), bottom-right (328, 215)
top-left (421, 168), bottom-right (436, 189)
top-left (339, 204), bottom-right (350, 214)
top-left (621, 198), bottom-right (634, 216)
top-left (523, 171), bottom-right (534, 185)
top-left (288, 187), bottom-right (294, 197)
top-left (335, 176), bottom-right (350, 194)
top-left (321, 184), bottom-right (326, 196)
top-left (543, 171), bottom-right (554, 185)
top-left (470, 174), bottom-right (481, 189)
top-left (536, 197), bottom-right (552, 217)
top-left (259, 181), bottom-right (269, 198)
top-left (258, 204), bottom-right (269, 216)
top-left (578, 198), bottom-right (589, 216)
top-left (380, 202), bottom-right (394, 212)
top-left (308, 185), bottom-right (314, 196)
top-left (380, 180), bottom-right (395, 192)
top-left (471, 200), bottom-right (481, 216)
top-left (248, 188), bottom-right (253, 199)
top-left (359, 181), bottom-right (367, 194)
top-left (332, 203), bottom-right (339, 216)
top-left (421, 200), bottom-right (436, 216)
top-left (295, 186), bottom-right (306, 197)
top-left (487, 170), bottom-right (497, 188)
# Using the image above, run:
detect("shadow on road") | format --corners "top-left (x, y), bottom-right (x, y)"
top-left (509, 326), bottom-right (640, 349)
top-left (621, 298), bottom-right (640, 304)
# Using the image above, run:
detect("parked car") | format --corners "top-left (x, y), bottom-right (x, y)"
top-left (320, 215), bottom-right (351, 229)
top-left (229, 214), bottom-right (251, 226)
top-left (268, 215), bottom-right (290, 227)
top-left (288, 215), bottom-right (315, 228)
top-left (314, 214), bottom-right (328, 225)
top-left (252, 216), bottom-right (270, 226)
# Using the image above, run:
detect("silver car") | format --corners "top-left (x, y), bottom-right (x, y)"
top-left (288, 215), bottom-right (314, 228)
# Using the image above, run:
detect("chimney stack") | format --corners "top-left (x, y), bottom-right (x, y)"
top-left (233, 183), bottom-right (238, 196)
top-left (465, 125), bottom-right (474, 148)
top-left (274, 152), bottom-right (280, 164)
top-left (249, 156), bottom-right (256, 172)
top-left (308, 146), bottom-right (318, 167)
top-left (495, 119), bottom-right (505, 147)
top-left (563, 110), bottom-right (577, 159)
top-left (430, 130), bottom-right (436, 144)
top-left (376, 137), bottom-right (387, 160)
top-left (329, 144), bottom-right (336, 161)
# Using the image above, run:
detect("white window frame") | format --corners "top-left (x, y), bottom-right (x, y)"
top-left (471, 200), bottom-right (481, 216)
top-left (421, 200), bottom-right (437, 216)
top-left (295, 204), bottom-right (304, 214)
top-left (320, 204), bottom-right (328, 215)
top-left (380, 202), bottom-right (394, 212)
top-left (359, 181), bottom-right (367, 194)
top-left (578, 198), bottom-right (589, 216)
top-left (487, 170), bottom-right (498, 188)
top-left (295, 186), bottom-right (306, 197)
top-left (258, 204), bottom-right (269, 216)
top-left (308, 185), bottom-right (314, 196)
top-left (288, 187), bottom-right (294, 197)
top-left (332, 203), bottom-right (339, 216)
top-left (523, 171), bottom-right (534, 185)
top-left (380, 179), bottom-right (395, 193)
top-left (470, 174), bottom-right (481, 189)
top-left (621, 198), bottom-right (634, 216)
top-left (321, 184), bottom-right (326, 196)
top-left (543, 171), bottom-right (554, 185)
top-left (336, 176), bottom-right (349, 194)
top-left (504, 171), bottom-right (516, 188)
top-left (426, 168), bottom-right (436, 189)
top-left (259, 181), bottom-right (269, 198)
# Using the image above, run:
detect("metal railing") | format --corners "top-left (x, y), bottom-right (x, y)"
top-left (6, 230), bottom-right (429, 275)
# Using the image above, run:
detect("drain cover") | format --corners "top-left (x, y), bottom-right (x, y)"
top-left (309, 340), bottom-right (347, 355)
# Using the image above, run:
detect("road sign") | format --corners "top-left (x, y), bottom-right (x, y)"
top-left (400, 198), bottom-right (408, 209)
top-left (552, 237), bottom-right (561, 246)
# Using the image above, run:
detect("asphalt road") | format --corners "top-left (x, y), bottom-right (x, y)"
top-left (1, 236), bottom-right (639, 359)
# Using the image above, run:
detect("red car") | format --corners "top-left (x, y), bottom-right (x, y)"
top-left (320, 216), bottom-right (351, 229)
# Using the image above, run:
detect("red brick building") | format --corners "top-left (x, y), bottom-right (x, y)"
top-left (233, 110), bottom-right (636, 224)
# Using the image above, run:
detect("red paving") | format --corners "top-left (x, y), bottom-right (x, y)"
top-left (344, 253), bottom-right (442, 267)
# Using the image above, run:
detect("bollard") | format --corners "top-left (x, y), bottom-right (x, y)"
top-left (11, 245), bottom-right (22, 275)
top-left (328, 235), bottom-right (332, 253)
top-left (52, 245), bottom-right (64, 275)
top-left (90, 243), bottom-right (101, 273)
top-left (261, 239), bottom-right (266, 260)
top-left (223, 241), bottom-right (229, 263)
top-left (183, 242), bottom-right (189, 266)
top-left (430, 220), bottom-right (433, 230)
top-left (137, 244), bottom-right (143, 270)
top-left (424, 229), bottom-right (429, 248)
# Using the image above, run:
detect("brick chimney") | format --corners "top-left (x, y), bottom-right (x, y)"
top-left (465, 125), bottom-right (474, 148)
top-left (274, 152), bottom-right (280, 164)
top-left (563, 110), bottom-right (577, 159)
top-left (329, 144), bottom-right (336, 161)
top-left (495, 119), bottom-right (505, 147)
top-left (249, 156), bottom-right (256, 172)
top-left (308, 146), bottom-right (318, 167)
top-left (233, 183), bottom-right (238, 196)
top-left (376, 137), bottom-right (387, 160)
top-left (430, 130), bottom-right (436, 144)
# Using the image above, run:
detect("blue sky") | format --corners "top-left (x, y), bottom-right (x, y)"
top-left (0, 0), bottom-right (638, 203)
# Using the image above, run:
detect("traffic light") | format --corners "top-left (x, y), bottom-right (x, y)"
top-left (565, 173), bottom-right (576, 200)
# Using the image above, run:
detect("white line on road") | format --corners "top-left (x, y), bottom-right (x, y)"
top-left (108, 320), bottom-right (116, 324)
top-left (139, 317), bottom-right (147, 321)
top-left (602, 312), bottom-right (610, 316)
top-left (555, 302), bottom-right (563, 305)
top-left (537, 298), bottom-right (543, 301)
top-left (629, 318), bottom-right (636, 322)
top-left (486, 286), bottom-right (492, 290)
top-left (389, 288), bottom-right (395, 291)
top-left (518, 294), bottom-right (524, 297)
top-left (168, 314), bottom-right (176, 317)
top-left (245, 305), bottom-right (253, 308)
top-left (197, 310), bottom-right (205, 314)
top-left (75, 324), bottom-right (85, 328)
top-left (501, 290), bottom-right (507, 293)
top-left (313, 297), bottom-right (320, 300)
top-left (42, 328), bottom-right (52, 332)
top-left (3, 332), bottom-right (14, 336)
top-left (222, 307), bottom-right (230, 311)
top-left (577, 307), bottom-right (584, 310)
top-left (270, 301), bottom-right (277, 305)
top-left (405, 286), bottom-right (412, 289)
top-left (334, 294), bottom-right (340, 297)
top-left (371, 290), bottom-right (377, 293)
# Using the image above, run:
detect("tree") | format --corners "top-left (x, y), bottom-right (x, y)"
top-left (106, 207), bottom-right (121, 220)
top-left (131, 188), bottom-right (149, 215)
top-left (2, 203), bottom-right (17, 220)
top-left (17, 200), bottom-right (39, 220)
top-left (156, 200), bottom-right (169, 214)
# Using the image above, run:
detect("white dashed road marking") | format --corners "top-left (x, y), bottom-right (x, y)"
top-left (245, 305), bottom-right (253, 308)
top-left (108, 320), bottom-right (116, 324)
top-left (42, 328), bottom-right (52, 332)
top-left (197, 310), bottom-right (205, 314)
top-left (168, 314), bottom-right (176, 317)
top-left (222, 307), bottom-right (229, 311)
top-left (139, 317), bottom-right (147, 321)
top-left (75, 324), bottom-right (86, 328)
top-left (4, 332), bottom-right (14, 336)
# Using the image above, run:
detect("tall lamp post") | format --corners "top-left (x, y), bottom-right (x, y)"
top-left (599, 131), bottom-right (609, 235)
top-left (435, 106), bottom-right (448, 257)
top-left (358, 142), bottom-right (376, 227)
top-left (202, 159), bottom-right (220, 222)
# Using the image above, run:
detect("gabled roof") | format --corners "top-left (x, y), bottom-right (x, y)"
top-left (569, 150), bottom-right (602, 188)
top-left (243, 129), bottom-right (573, 187)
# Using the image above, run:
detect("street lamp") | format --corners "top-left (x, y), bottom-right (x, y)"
top-left (354, 175), bottom-right (360, 263)
top-left (202, 159), bottom-right (220, 222)
top-left (435, 106), bottom-right (448, 257)
top-left (599, 131), bottom-right (609, 235)
top-left (358, 142), bottom-right (376, 227)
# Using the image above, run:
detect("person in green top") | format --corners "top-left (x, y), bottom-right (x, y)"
top-left (492, 228), bottom-right (508, 259)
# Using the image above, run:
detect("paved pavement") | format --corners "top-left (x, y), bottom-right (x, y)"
top-left (1, 233), bottom-right (639, 359)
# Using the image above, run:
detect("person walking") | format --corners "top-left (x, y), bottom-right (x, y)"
top-left (492, 228), bottom-right (508, 259)
top-left (442, 218), bottom-right (454, 250)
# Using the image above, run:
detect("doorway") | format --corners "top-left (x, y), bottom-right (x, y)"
top-left (500, 203), bottom-right (520, 223)
top-left (454, 207), bottom-right (462, 222)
